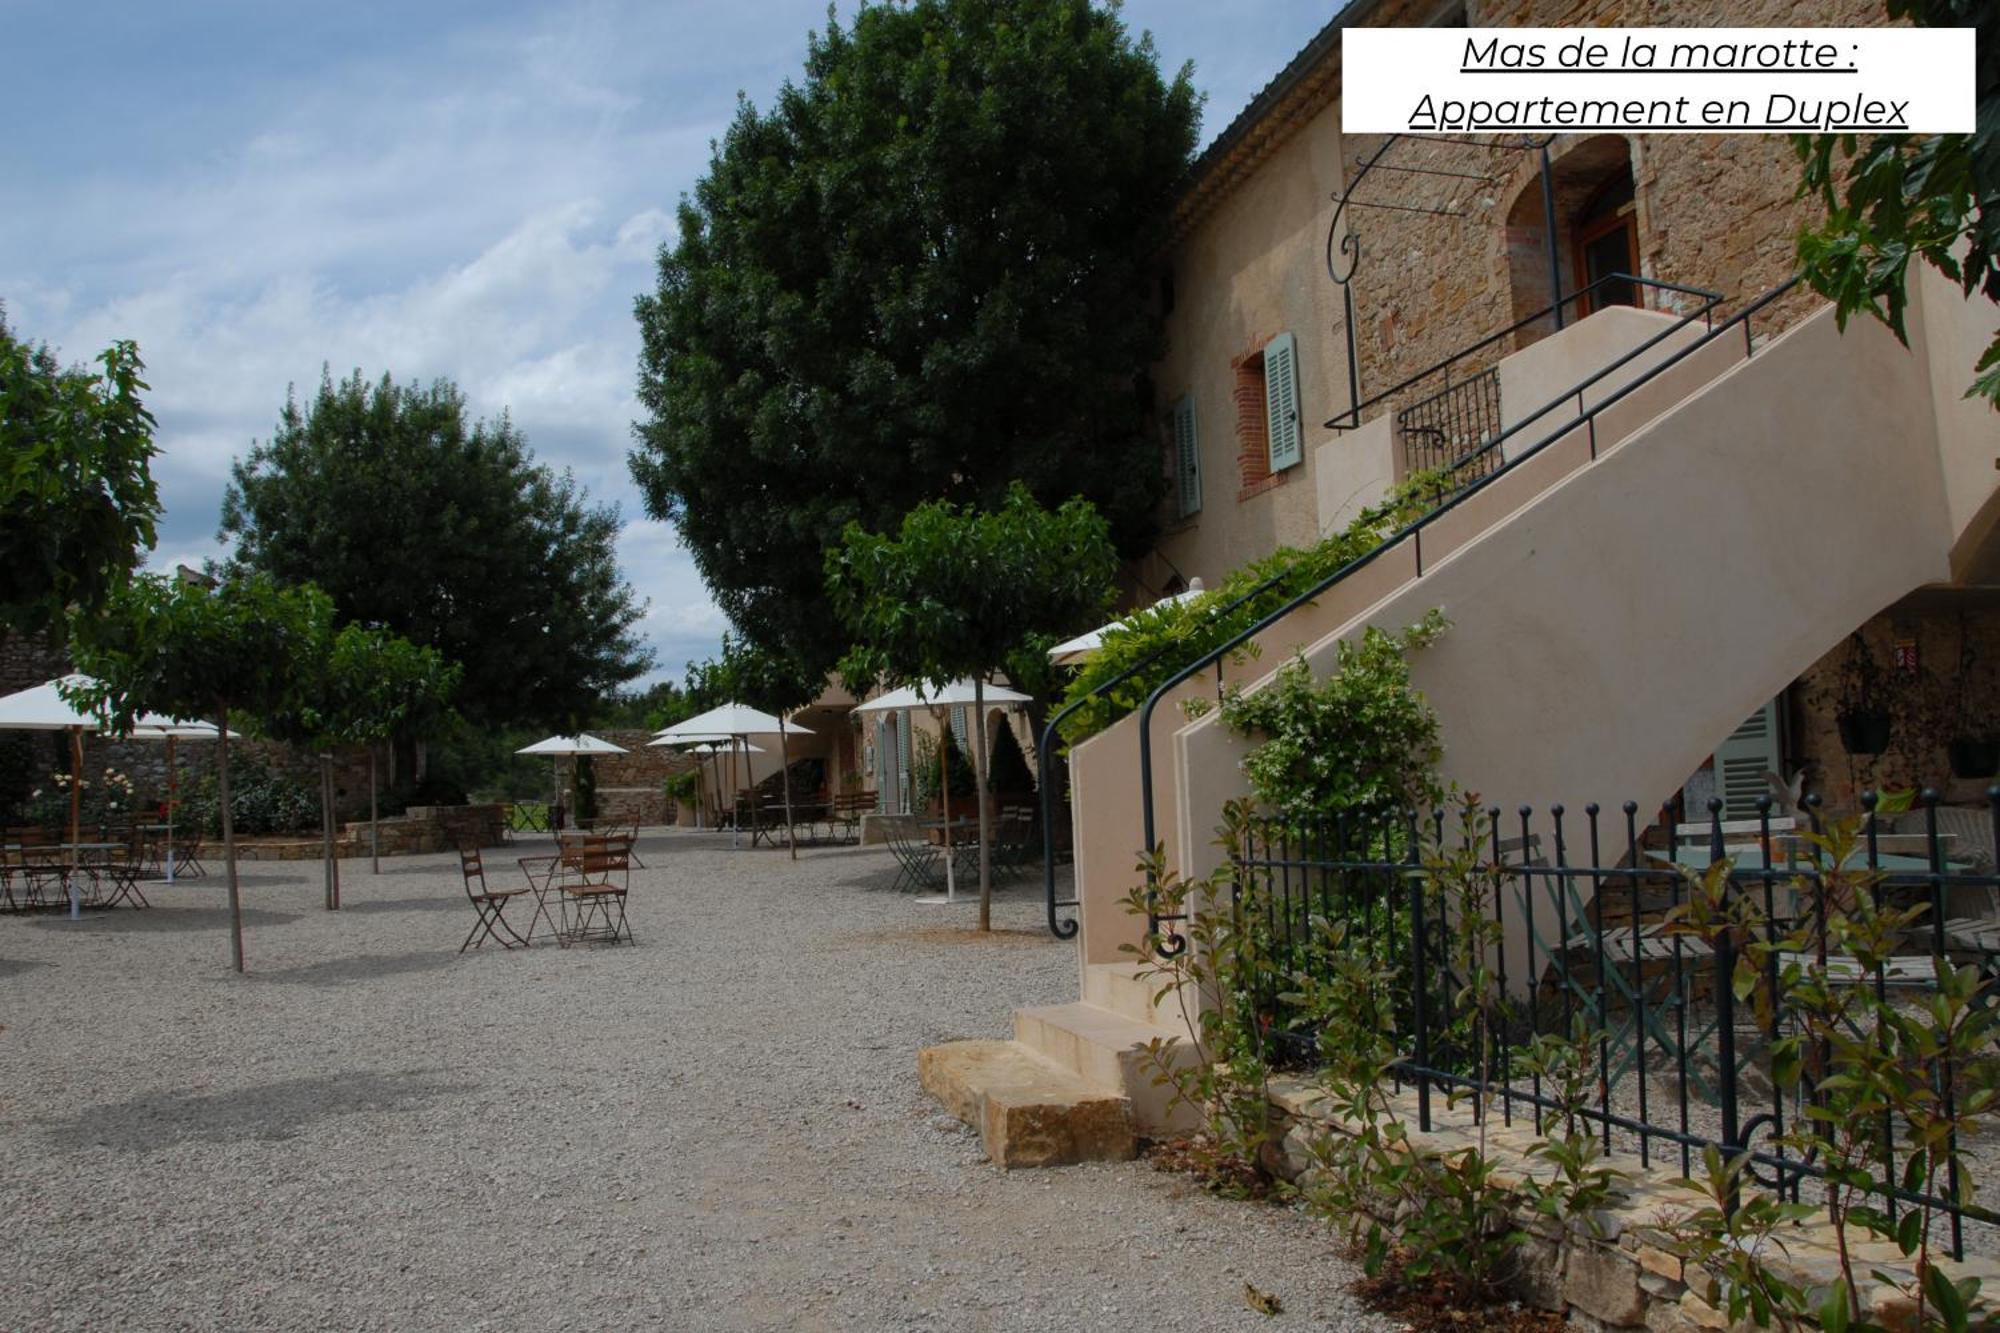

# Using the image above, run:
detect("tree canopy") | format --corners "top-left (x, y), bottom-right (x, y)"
top-left (1794, 0), bottom-right (1999, 406)
top-left (1, 309), bottom-right (161, 635)
top-left (221, 369), bottom-right (650, 729)
top-left (68, 572), bottom-right (337, 971)
top-left (826, 482), bottom-right (1116, 924)
top-left (632, 0), bottom-right (1200, 669)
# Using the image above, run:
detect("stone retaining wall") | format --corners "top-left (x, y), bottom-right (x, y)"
top-left (1265, 1077), bottom-right (2000, 1332)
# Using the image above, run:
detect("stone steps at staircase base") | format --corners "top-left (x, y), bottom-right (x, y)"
top-left (917, 1039), bottom-right (1136, 1169)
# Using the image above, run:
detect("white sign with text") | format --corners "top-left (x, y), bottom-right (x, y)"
top-left (1342, 27), bottom-right (1975, 135)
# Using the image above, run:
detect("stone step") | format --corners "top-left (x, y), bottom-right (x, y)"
top-left (917, 1039), bottom-right (1135, 1168)
top-left (1081, 960), bottom-right (1187, 1025)
top-left (1013, 1001), bottom-right (1204, 1137)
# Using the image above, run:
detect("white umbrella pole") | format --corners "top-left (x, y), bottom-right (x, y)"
top-left (779, 717), bottom-right (797, 860)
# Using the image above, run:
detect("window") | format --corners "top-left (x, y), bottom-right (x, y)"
top-left (1233, 331), bottom-right (1303, 499)
top-left (1171, 394), bottom-right (1201, 518)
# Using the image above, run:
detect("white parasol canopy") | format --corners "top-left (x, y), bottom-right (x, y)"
top-left (656, 704), bottom-right (815, 740)
top-left (1046, 578), bottom-right (1208, 667)
top-left (853, 678), bottom-right (1031, 713)
top-left (515, 733), bottom-right (629, 756)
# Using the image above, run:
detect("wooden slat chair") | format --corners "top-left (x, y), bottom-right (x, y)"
top-left (458, 844), bottom-right (530, 952)
top-left (557, 836), bottom-right (633, 946)
top-left (831, 791), bottom-right (877, 845)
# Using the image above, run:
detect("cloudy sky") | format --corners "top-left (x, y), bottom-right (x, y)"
top-left (3, 0), bottom-right (1338, 685)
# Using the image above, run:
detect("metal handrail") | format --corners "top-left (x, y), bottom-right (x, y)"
top-left (1040, 275), bottom-right (1720, 940)
top-left (1138, 276), bottom-right (1802, 955)
top-left (1325, 272), bottom-right (1724, 431)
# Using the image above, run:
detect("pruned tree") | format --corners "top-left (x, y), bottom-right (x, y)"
top-left (68, 574), bottom-right (336, 972)
top-left (1, 309), bottom-right (161, 635)
top-left (827, 483), bottom-right (1116, 928)
top-left (632, 0), bottom-right (1199, 671)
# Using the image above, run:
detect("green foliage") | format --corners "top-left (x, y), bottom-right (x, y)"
top-left (1219, 611), bottom-right (1448, 824)
top-left (664, 768), bottom-right (703, 804)
top-left (267, 622), bottom-right (460, 752)
top-left (909, 726), bottom-right (976, 806)
top-left (633, 0), bottom-right (1198, 670)
top-left (827, 481), bottom-right (1117, 697)
top-left (0, 309), bottom-right (161, 634)
top-left (67, 572), bottom-right (335, 732)
top-left (594, 678), bottom-right (697, 733)
top-left (220, 368), bottom-right (649, 729)
top-left (571, 755), bottom-right (598, 824)
top-left (1055, 471), bottom-right (1453, 747)
top-left (181, 750), bottom-right (320, 837)
top-left (1792, 0), bottom-right (1999, 407)
top-left (1662, 818), bottom-right (2000, 1330)
top-left (985, 718), bottom-right (1035, 795)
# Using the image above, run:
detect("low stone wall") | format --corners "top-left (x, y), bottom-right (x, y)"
top-left (1265, 1077), bottom-right (2000, 1332)
top-left (593, 786), bottom-right (666, 828)
top-left (229, 805), bottom-right (506, 860)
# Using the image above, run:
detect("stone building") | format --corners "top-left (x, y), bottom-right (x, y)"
top-left (929, 0), bottom-right (2000, 1173)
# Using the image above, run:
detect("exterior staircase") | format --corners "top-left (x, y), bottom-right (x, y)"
top-left (918, 962), bottom-right (1203, 1167)
top-left (925, 269), bottom-right (2000, 1169)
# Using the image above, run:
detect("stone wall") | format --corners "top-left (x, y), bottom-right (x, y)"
top-left (1788, 597), bottom-right (2000, 811)
top-left (1266, 1077), bottom-right (2000, 1332)
top-left (231, 803), bottom-right (509, 860)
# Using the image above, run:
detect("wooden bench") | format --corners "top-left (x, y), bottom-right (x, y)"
top-left (830, 791), bottom-right (878, 845)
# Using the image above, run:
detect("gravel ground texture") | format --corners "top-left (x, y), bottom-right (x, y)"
top-left (0, 831), bottom-right (1393, 1331)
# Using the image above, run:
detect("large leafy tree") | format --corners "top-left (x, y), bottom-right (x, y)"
top-left (1794, 0), bottom-right (1998, 406)
top-left (1, 309), bottom-right (161, 635)
top-left (827, 483), bottom-right (1116, 927)
top-left (633, 0), bottom-right (1199, 669)
top-left (222, 369), bottom-right (650, 729)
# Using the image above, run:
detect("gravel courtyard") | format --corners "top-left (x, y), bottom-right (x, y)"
top-left (0, 831), bottom-right (1389, 1331)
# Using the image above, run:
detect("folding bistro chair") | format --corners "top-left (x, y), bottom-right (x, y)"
top-left (459, 845), bottom-right (530, 952)
top-left (884, 824), bottom-right (943, 893)
top-left (557, 836), bottom-right (633, 945)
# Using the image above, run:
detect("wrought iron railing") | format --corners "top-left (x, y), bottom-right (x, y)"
top-left (1396, 365), bottom-right (1502, 485)
top-left (1224, 789), bottom-right (2000, 1258)
top-left (1137, 277), bottom-right (1799, 957)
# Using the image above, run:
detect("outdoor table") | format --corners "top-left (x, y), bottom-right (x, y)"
top-left (516, 854), bottom-right (565, 945)
top-left (24, 843), bottom-right (128, 920)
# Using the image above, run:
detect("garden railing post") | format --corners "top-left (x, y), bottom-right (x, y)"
top-left (1707, 798), bottom-right (1743, 1212)
top-left (1407, 809), bottom-right (1432, 1132)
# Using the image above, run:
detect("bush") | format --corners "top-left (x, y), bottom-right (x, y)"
top-left (910, 728), bottom-right (977, 806)
top-left (987, 720), bottom-right (1035, 795)
top-left (1056, 470), bottom-right (1452, 747)
top-left (184, 751), bottom-right (320, 836)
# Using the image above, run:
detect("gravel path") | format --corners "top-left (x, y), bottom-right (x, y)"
top-left (0, 832), bottom-right (1392, 1331)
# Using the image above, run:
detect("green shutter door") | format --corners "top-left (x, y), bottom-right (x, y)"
top-left (1713, 698), bottom-right (1783, 821)
top-left (1265, 331), bottom-right (1302, 472)
top-left (1173, 394), bottom-right (1201, 516)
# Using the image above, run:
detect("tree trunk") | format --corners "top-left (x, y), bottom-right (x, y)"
top-left (320, 755), bottom-right (335, 911)
top-left (220, 705), bottom-right (244, 973)
top-left (974, 679), bottom-right (992, 931)
top-left (329, 756), bottom-right (342, 910)
top-left (779, 716), bottom-right (797, 860)
top-left (369, 746), bottom-right (380, 875)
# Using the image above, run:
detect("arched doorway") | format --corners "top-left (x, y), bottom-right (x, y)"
top-left (1504, 136), bottom-right (1641, 332)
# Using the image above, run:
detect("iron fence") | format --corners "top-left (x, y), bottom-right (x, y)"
top-left (1396, 366), bottom-right (1503, 485)
top-left (1226, 788), bottom-right (2000, 1258)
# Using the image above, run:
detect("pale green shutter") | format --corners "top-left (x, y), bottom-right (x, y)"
top-left (873, 719), bottom-right (888, 813)
top-left (1264, 331), bottom-right (1302, 471)
top-left (1173, 394), bottom-right (1201, 516)
top-left (950, 706), bottom-right (968, 748)
top-left (1714, 698), bottom-right (1783, 820)
top-left (899, 716), bottom-right (913, 813)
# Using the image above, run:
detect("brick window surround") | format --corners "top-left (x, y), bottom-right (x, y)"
top-left (1233, 342), bottom-right (1287, 502)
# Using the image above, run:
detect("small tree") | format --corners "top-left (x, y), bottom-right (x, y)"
top-left (1793, 0), bottom-right (1998, 407)
top-left (827, 483), bottom-right (1116, 927)
top-left (1, 311), bottom-right (162, 634)
top-left (68, 573), bottom-right (334, 972)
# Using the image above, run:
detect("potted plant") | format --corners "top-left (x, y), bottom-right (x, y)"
top-left (1834, 633), bottom-right (1892, 756)
top-left (1948, 615), bottom-right (1998, 778)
